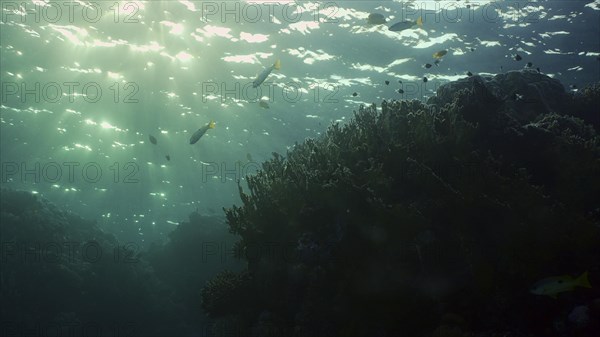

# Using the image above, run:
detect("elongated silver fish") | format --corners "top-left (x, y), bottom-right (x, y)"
top-left (252, 60), bottom-right (281, 88)
top-left (189, 121), bottom-right (215, 144)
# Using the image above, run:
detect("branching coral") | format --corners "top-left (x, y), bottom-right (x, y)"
top-left (201, 270), bottom-right (253, 317)
top-left (205, 71), bottom-right (600, 337)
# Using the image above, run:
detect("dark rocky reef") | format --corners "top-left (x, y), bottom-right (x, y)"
top-left (428, 70), bottom-right (569, 124)
top-left (428, 70), bottom-right (599, 133)
top-left (202, 71), bottom-right (600, 337)
top-left (146, 211), bottom-right (244, 324)
top-left (571, 82), bottom-right (600, 132)
top-left (0, 189), bottom-right (239, 336)
top-left (0, 189), bottom-right (184, 336)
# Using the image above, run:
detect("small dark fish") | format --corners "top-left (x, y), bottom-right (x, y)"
top-left (536, 67), bottom-right (541, 73)
top-left (398, 80), bottom-right (403, 84)
top-left (466, 5), bottom-right (471, 9)
top-left (434, 59), bottom-right (440, 66)
top-left (570, 84), bottom-right (577, 89)
top-left (500, 66), bottom-right (504, 72)
top-left (352, 92), bottom-right (358, 97)
top-left (526, 62), bottom-right (533, 68)
top-left (470, 47), bottom-right (475, 52)
top-left (165, 154), bottom-right (170, 161)
top-left (423, 77), bottom-right (428, 83)
top-left (385, 80), bottom-right (390, 85)
top-left (259, 100), bottom-right (270, 109)
top-left (514, 54), bottom-right (522, 61)
top-left (398, 89), bottom-right (404, 94)
top-left (466, 71), bottom-right (473, 76)
top-left (367, 13), bottom-right (386, 25)
top-left (424, 63), bottom-right (432, 69)
top-left (389, 17), bottom-right (423, 32)
top-left (190, 121), bottom-right (216, 145)
top-left (149, 135), bottom-right (157, 145)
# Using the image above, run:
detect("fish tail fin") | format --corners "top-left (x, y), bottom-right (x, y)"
top-left (273, 59), bottom-right (281, 70)
top-left (209, 121), bottom-right (216, 129)
top-left (576, 271), bottom-right (592, 288)
top-left (416, 16), bottom-right (423, 26)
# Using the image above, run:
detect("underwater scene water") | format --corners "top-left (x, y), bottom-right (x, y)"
top-left (1, 1), bottom-right (599, 336)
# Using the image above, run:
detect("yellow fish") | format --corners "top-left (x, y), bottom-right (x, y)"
top-left (253, 60), bottom-right (280, 88)
top-left (189, 121), bottom-right (215, 144)
top-left (388, 16), bottom-right (423, 32)
top-left (530, 271), bottom-right (592, 299)
top-left (433, 50), bottom-right (447, 59)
